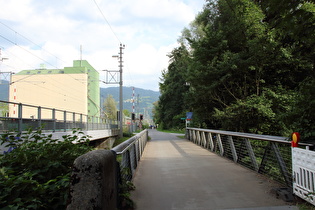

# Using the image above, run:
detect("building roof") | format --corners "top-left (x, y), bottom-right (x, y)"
top-left (15, 60), bottom-right (98, 75)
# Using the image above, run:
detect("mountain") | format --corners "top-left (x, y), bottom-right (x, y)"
top-left (100, 86), bottom-right (160, 117)
top-left (0, 80), bottom-right (9, 101)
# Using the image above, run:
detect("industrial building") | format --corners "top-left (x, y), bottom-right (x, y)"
top-left (9, 60), bottom-right (100, 120)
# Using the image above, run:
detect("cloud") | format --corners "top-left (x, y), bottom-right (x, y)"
top-left (0, 0), bottom-right (205, 91)
top-left (124, 0), bottom-right (195, 23)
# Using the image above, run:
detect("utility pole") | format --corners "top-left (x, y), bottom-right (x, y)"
top-left (118, 44), bottom-right (125, 138)
top-left (103, 44), bottom-right (125, 138)
top-left (115, 44), bottom-right (125, 138)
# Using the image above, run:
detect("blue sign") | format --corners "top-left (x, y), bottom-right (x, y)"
top-left (186, 112), bottom-right (193, 120)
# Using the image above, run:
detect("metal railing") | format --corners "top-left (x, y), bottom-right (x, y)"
top-left (0, 100), bottom-right (118, 133)
top-left (186, 127), bottom-right (314, 188)
top-left (112, 129), bottom-right (148, 181)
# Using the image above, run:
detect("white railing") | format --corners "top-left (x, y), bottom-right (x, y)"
top-left (292, 133), bottom-right (315, 205)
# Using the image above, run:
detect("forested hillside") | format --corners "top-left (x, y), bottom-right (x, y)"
top-left (154, 0), bottom-right (314, 141)
top-left (100, 86), bottom-right (160, 115)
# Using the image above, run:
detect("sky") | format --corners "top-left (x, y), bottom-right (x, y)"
top-left (0, 0), bottom-right (205, 92)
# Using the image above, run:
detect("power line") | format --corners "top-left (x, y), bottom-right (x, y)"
top-left (0, 45), bottom-right (41, 71)
top-left (0, 34), bottom-right (58, 69)
top-left (0, 21), bottom-right (67, 67)
top-left (92, 0), bottom-right (122, 44)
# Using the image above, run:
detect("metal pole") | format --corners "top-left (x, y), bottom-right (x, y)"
top-left (119, 44), bottom-right (125, 138)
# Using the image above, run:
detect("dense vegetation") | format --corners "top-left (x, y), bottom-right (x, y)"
top-left (154, 0), bottom-right (314, 140)
top-left (0, 129), bottom-right (92, 209)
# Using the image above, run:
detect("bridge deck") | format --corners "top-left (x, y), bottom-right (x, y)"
top-left (131, 130), bottom-right (297, 210)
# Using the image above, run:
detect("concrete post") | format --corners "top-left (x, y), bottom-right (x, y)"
top-left (67, 150), bottom-right (117, 210)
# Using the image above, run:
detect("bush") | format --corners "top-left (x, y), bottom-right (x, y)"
top-left (0, 129), bottom-right (93, 209)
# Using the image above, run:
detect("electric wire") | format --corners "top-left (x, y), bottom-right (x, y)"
top-left (0, 34), bottom-right (57, 69)
top-left (0, 21), bottom-right (67, 67)
top-left (91, 0), bottom-right (122, 44)
top-left (0, 45), bottom-right (40, 71)
top-left (1, 6), bottom-right (128, 116)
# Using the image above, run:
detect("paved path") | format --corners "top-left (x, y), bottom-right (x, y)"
top-left (131, 130), bottom-right (298, 210)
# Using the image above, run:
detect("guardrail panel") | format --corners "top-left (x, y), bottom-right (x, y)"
top-left (112, 130), bottom-right (148, 181)
top-left (186, 127), bottom-right (314, 190)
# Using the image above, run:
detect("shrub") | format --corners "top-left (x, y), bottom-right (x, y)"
top-left (0, 129), bottom-right (93, 209)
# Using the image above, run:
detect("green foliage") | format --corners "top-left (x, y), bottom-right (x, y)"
top-left (288, 78), bottom-right (315, 140)
top-left (103, 94), bottom-right (118, 120)
top-left (0, 129), bottom-right (93, 209)
top-left (156, 46), bottom-right (191, 130)
top-left (123, 109), bottom-right (131, 119)
top-left (156, 128), bottom-right (185, 134)
top-left (156, 0), bottom-right (314, 139)
top-left (117, 168), bottom-right (135, 210)
top-left (0, 102), bottom-right (9, 117)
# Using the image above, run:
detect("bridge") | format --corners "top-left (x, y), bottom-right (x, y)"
top-left (1, 100), bottom-right (314, 209)
top-left (130, 130), bottom-right (297, 209)
top-left (105, 128), bottom-right (314, 210)
top-left (0, 100), bottom-right (119, 153)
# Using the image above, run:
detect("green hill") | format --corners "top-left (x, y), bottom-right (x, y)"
top-left (100, 86), bottom-right (160, 118)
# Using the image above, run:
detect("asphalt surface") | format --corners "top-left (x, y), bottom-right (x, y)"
top-left (131, 129), bottom-right (298, 210)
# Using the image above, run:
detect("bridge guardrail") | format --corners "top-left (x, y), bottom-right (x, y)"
top-left (0, 100), bottom-right (118, 133)
top-left (112, 129), bottom-right (148, 181)
top-left (186, 127), bottom-right (314, 190)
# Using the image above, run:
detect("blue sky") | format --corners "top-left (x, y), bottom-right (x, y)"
top-left (0, 0), bottom-right (205, 91)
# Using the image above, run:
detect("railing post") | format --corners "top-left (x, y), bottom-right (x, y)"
top-left (86, 115), bottom-right (89, 131)
top-left (64, 111), bottom-right (67, 132)
top-left (245, 138), bottom-right (258, 171)
top-left (208, 132), bottom-right (214, 151)
top-left (18, 103), bottom-right (22, 133)
top-left (258, 142), bottom-right (272, 174)
top-left (228, 136), bottom-right (238, 162)
top-left (52, 109), bottom-right (56, 132)
top-left (271, 142), bottom-right (291, 186)
top-left (80, 114), bottom-right (83, 130)
top-left (38, 106), bottom-right (42, 129)
top-left (217, 134), bottom-right (224, 156)
top-left (73, 112), bottom-right (75, 129)
top-left (201, 131), bottom-right (207, 148)
top-left (197, 131), bottom-right (201, 145)
top-left (92, 116), bottom-right (94, 130)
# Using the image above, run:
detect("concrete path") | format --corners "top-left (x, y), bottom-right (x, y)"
top-left (131, 130), bottom-right (298, 210)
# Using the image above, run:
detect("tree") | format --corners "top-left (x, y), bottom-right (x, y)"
top-left (103, 94), bottom-right (118, 120)
top-left (123, 109), bottom-right (130, 119)
top-left (158, 0), bottom-right (314, 139)
top-left (157, 46), bottom-right (190, 129)
top-left (0, 102), bottom-right (8, 117)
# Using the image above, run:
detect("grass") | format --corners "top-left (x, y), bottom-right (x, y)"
top-left (157, 128), bottom-right (185, 134)
top-left (176, 135), bottom-right (186, 139)
top-left (113, 137), bottom-right (129, 147)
